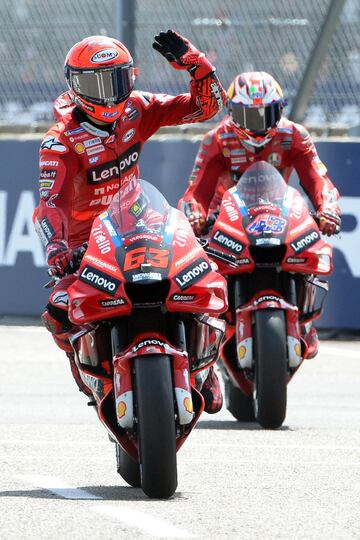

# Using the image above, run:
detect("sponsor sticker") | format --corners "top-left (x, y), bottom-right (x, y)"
top-left (53, 291), bottom-right (68, 306)
top-left (41, 136), bottom-right (67, 153)
top-left (174, 257), bottom-right (211, 290)
top-left (105, 134), bottom-right (116, 144)
top-left (254, 294), bottom-right (282, 306)
top-left (100, 298), bottom-right (127, 308)
top-left (86, 144), bottom-right (105, 156)
top-left (91, 49), bottom-right (119, 63)
top-left (87, 142), bottom-right (141, 184)
top-left (39, 180), bottom-right (55, 190)
top-left (132, 339), bottom-right (166, 353)
top-left (75, 143), bottom-right (85, 154)
top-left (122, 128), bottom-right (136, 143)
top-left (65, 127), bottom-right (85, 136)
top-left (286, 257), bottom-right (307, 264)
top-left (39, 169), bottom-right (57, 180)
top-left (290, 229), bottom-right (320, 254)
top-left (132, 272), bottom-right (162, 282)
top-left (84, 137), bottom-right (102, 148)
top-left (267, 152), bottom-right (282, 166)
top-left (255, 237), bottom-right (281, 245)
top-left (79, 265), bottom-right (121, 296)
top-left (83, 254), bottom-right (118, 272)
top-left (38, 217), bottom-right (55, 245)
top-left (171, 294), bottom-right (195, 302)
top-left (212, 230), bottom-right (244, 254)
top-left (101, 110), bottom-right (118, 118)
top-left (39, 159), bottom-right (58, 167)
top-left (222, 148), bottom-right (231, 158)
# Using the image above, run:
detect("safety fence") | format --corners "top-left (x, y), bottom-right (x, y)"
top-left (0, 0), bottom-right (360, 129)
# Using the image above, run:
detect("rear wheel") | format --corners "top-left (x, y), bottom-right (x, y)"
top-left (135, 354), bottom-right (177, 499)
top-left (254, 309), bottom-right (288, 429)
top-left (115, 443), bottom-right (141, 488)
top-left (225, 379), bottom-right (255, 422)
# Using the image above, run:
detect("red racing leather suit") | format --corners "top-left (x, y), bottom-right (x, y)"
top-left (34, 69), bottom-right (225, 352)
top-left (180, 115), bottom-right (340, 360)
top-left (180, 116), bottom-right (340, 218)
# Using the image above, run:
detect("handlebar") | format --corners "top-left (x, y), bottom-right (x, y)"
top-left (43, 242), bottom-right (88, 289)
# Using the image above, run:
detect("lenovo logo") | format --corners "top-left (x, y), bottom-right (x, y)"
top-left (80, 265), bottom-right (121, 296)
top-left (174, 257), bottom-right (211, 290)
top-left (87, 143), bottom-right (141, 184)
top-left (290, 229), bottom-right (320, 254)
top-left (212, 230), bottom-right (243, 253)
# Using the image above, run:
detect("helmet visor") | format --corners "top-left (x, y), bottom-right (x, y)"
top-left (231, 102), bottom-right (282, 134)
top-left (68, 64), bottom-right (133, 105)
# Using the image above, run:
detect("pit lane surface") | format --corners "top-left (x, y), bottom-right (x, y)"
top-left (0, 326), bottom-right (359, 540)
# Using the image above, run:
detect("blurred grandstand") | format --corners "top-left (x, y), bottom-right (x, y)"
top-left (0, 0), bottom-right (359, 134)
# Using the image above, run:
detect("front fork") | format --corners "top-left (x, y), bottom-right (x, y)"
top-left (111, 321), bottom-right (194, 432)
top-left (230, 277), bottom-right (303, 373)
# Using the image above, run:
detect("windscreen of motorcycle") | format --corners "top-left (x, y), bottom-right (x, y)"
top-left (236, 161), bottom-right (287, 208)
top-left (107, 178), bottom-right (173, 283)
top-left (108, 178), bottom-right (170, 240)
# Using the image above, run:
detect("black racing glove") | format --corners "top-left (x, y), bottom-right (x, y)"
top-left (153, 29), bottom-right (209, 76)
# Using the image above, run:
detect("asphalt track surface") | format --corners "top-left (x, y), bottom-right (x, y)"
top-left (0, 325), bottom-right (359, 540)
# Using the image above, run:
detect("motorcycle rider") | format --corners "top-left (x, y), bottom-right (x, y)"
top-left (33, 31), bottom-right (226, 412)
top-left (179, 71), bottom-right (341, 359)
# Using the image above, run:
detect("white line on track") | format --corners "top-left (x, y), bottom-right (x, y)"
top-left (18, 475), bottom-right (100, 499)
top-left (16, 475), bottom-right (195, 538)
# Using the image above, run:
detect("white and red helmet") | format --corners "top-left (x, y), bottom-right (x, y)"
top-left (227, 72), bottom-right (286, 147)
top-left (64, 36), bottom-right (138, 123)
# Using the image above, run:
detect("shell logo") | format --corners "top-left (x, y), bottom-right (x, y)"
top-left (75, 143), bottom-right (85, 154)
top-left (183, 397), bottom-right (193, 414)
top-left (238, 345), bottom-right (246, 360)
top-left (117, 401), bottom-right (127, 418)
top-left (294, 342), bottom-right (302, 357)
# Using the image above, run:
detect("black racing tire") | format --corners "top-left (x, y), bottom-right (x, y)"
top-left (225, 379), bottom-right (255, 422)
top-left (134, 354), bottom-right (177, 499)
top-left (254, 309), bottom-right (288, 429)
top-left (219, 338), bottom-right (255, 422)
top-left (115, 443), bottom-right (141, 488)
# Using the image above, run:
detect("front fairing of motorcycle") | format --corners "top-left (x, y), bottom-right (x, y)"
top-left (208, 161), bottom-right (333, 276)
top-left (68, 178), bottom-right (227, 324)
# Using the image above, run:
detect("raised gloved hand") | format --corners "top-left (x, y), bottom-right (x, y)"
top-left (317, 206), bottom-right (341, 236)
top-left (46, 240), bottom-right (73, 277)
top-left (181, 199), bottom-right (206, 235)
top-left (152, 30), bottom-right (213, 78)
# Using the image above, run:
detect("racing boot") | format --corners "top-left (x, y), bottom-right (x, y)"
top-left (42, 308), bottom-right (73, 353)
top-left (200, 366), bottom-right (223, 414)
top-left (303, 325), bottom-right (319, 359)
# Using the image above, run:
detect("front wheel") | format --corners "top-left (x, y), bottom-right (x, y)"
top-left (254, 309), bottom-right (288, 429)
top-left (135, 354), bottom-right (177, 499)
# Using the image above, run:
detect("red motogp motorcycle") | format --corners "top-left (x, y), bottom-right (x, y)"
top-left (64, 178), bottom-right (227, 498)
top-left (204, 161), bottom-right (333, 429)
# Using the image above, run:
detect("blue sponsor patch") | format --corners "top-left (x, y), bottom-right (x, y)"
top-left (65, 127), bottom-right (85, 136)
